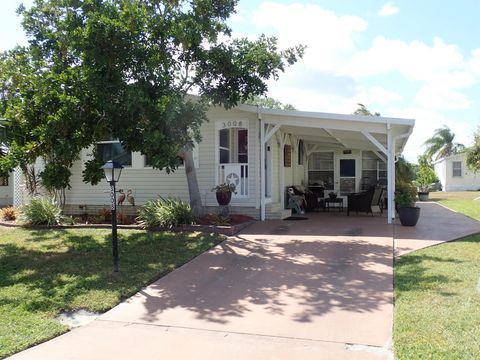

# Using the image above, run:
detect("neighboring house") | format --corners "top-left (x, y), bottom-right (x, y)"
top-left (433, 153), bottom-right (480, 191)
top-left (9, 103), bottom-right (415, 223)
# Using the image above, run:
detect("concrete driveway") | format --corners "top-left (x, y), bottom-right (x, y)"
top-left (9, 202), bottom-right (480, 360)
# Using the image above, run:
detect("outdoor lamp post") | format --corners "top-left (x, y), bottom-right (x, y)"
top-left (102, 160), bottom-right (124, 272)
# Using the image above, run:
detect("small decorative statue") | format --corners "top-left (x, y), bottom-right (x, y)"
top-left (127, 189), bottom-right (135, 206)
top-left (117, 189), bottom-right (126, 206)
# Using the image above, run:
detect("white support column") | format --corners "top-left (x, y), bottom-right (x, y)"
top-left (279, 133), bottom-right (287, 209)
top-left (387, 125), bottom-right (394, 224)
top-left (260, 116), bottom-right (266, 221)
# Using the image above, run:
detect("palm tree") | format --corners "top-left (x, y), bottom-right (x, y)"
top-left (423, 126), bottom-right (464, 160)
top-left (353, 103), bottom-right (380, 116)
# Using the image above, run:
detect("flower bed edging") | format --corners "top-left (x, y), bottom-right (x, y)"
top-left (0, 219), bottom-right (256, 236)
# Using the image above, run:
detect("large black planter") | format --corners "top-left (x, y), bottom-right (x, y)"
top-left (216, 191), bottom-right (232, 206)
top-left (418, 192), bottom-right (429, 201)
top-left (398, 206), bottom-right (420, 226)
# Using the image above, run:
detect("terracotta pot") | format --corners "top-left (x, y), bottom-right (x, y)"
top-left (398, 206), bottom-right (420, 226)
top-left (216, 191), bottom-right (232, 206)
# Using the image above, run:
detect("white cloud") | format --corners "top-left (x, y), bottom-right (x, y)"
top-left (416, 84), bottom-right (471, 110)
top-left (252, 2), bottom-right (368, 73)
top-left (379, 2), bottom-right (399, 17)
top-left (343, 37), bottom-right (466, 82)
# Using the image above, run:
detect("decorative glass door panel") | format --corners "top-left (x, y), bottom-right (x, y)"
top-left (340, 159), bottom-right (356, 194)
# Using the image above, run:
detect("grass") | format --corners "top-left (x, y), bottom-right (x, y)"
top-left (430, 191), bottom-right (480, 221)
top-left (394, 191), bottom-right (480, 359)
top-left (0, 227), bottom-right (223, 359)
top-left (394, 235), bottom-right (480, 359)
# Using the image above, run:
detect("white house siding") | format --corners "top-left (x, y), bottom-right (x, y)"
top-left (269, 138), bottom-right (280, 203)
top-left (63, 107), bottom-right (259, 210)
top-left (434, 154), bottom-right (480, 191)
top-left (0, 174), bottom-right (13, 207)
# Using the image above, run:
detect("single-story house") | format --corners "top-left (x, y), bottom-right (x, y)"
top-left (7, 103), bottom-right (415, 224)
top-left (433, 153), bottom-right (480, 191)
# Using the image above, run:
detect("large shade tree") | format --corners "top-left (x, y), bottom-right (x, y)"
top-left (423, 126), bottom-right (464, 161)
top-left (0, 0), bottom-right (304, 215)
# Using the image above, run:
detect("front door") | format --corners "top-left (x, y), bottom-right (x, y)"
top-left (339, 159), bottom-right (356, 195)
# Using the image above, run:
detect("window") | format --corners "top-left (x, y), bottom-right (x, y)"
top-left (97, 141), bottom-right (132, 166)
top-left (284, 145), bottom-right (292, 167)
top-left (452, 161), bottom-right (462, 177)
top-left (361, 151), bottom-right (387, 190)
top-left (218, 128), bottom-right (248, 164)
top-left (298, 140), bottom-right (304, 165)
top-left (308, 152), bottom-right (334, 189)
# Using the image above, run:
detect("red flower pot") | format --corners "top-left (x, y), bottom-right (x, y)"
top-left (216, 191), bottom-right (232, 206)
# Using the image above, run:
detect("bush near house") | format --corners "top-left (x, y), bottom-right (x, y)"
top-left (19, 197), bottom-right (63, 226)
top-left (1, 207), bottom-right (17, 221)
top-left (137, 197), bottom-right (196, 229)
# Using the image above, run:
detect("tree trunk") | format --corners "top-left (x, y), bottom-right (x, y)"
top-left (181, 147), bottom-right (206, 218)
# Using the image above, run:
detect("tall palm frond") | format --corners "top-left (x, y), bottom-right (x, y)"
top-left (423, 126), bottom-right (464, 160)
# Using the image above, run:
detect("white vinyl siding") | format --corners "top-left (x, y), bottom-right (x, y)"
top-left (64, 107), bottom-right (258, 208)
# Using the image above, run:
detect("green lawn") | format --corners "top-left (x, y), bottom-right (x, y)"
top-left (0, 227), bottom-right (223, 359)
top-left (394, 191), bottom-right (480, 359)
top-left (430, 191), bottom-right (480, 221)
top-left (394, 236), bottom-right (480, 359)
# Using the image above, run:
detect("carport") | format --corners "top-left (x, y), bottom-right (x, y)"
top-left (239, 105), bottom-right (415, 223)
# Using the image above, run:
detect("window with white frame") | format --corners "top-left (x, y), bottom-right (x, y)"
top-left (96, 140), bottom-right (132, 166)
top-left (452, 161), bottom-right (462, 177)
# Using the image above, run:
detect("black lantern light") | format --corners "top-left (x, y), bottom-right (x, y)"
top-left (101, 160), bottom-right (124, 272)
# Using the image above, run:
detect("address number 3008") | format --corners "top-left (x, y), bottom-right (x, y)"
top-left (222, 120), bottom-right (244, 129)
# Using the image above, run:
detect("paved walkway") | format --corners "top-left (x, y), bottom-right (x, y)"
top-left (9, 203), bottom-right (480, 360)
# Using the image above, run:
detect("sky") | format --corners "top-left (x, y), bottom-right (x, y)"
top-left (1, 0), bottom-right (480, 162)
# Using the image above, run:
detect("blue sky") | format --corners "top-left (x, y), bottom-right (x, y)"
top-left (1, 0), bottom-right (480, 162)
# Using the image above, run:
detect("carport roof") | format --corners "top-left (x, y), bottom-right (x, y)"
top-left (238, 104), bottom-right (415, 155)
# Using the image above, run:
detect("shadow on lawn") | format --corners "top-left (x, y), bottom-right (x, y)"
top-left (395, 254), bottom-right (462, 298)
top-left (133, 234), bottom-right (394, 326)
top-left (0, 229), bottom-right (220, 313)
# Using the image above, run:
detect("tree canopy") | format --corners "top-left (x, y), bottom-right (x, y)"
top-left (0, 0), bottom-right (304, 192)
top-left (466, 127), bottom-right (480, 171)
top-left (423, 126), bottom-right (464, 161)
top-left (244, 96), bottom-right (296, 110)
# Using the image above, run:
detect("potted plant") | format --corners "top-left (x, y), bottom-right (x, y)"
top-left (395, 182), bottom-right (420, 226)
top-left (328, 191), bottom-right (337, 199)
top-left (415, 157), bottom-right (439, 201)
top-left (211, 182), bottom-right (236, 206)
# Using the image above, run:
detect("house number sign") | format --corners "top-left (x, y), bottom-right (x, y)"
top-left (220, 120), bottom-right (247, 129)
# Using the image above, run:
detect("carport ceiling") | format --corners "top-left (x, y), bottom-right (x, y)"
top-left (279, 126), bottom-right (388, 152)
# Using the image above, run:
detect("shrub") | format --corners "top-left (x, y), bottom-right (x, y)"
top-left (1, 206), bottom-right (17, 221)
top-left (395, 182), bottom-right (418, 208)
top-left (98, 207), bottom-right (111, 222)
top-left (20, 197), bottom-right (63, 226)
top-left (137, 197), bottom-right (196, 228)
